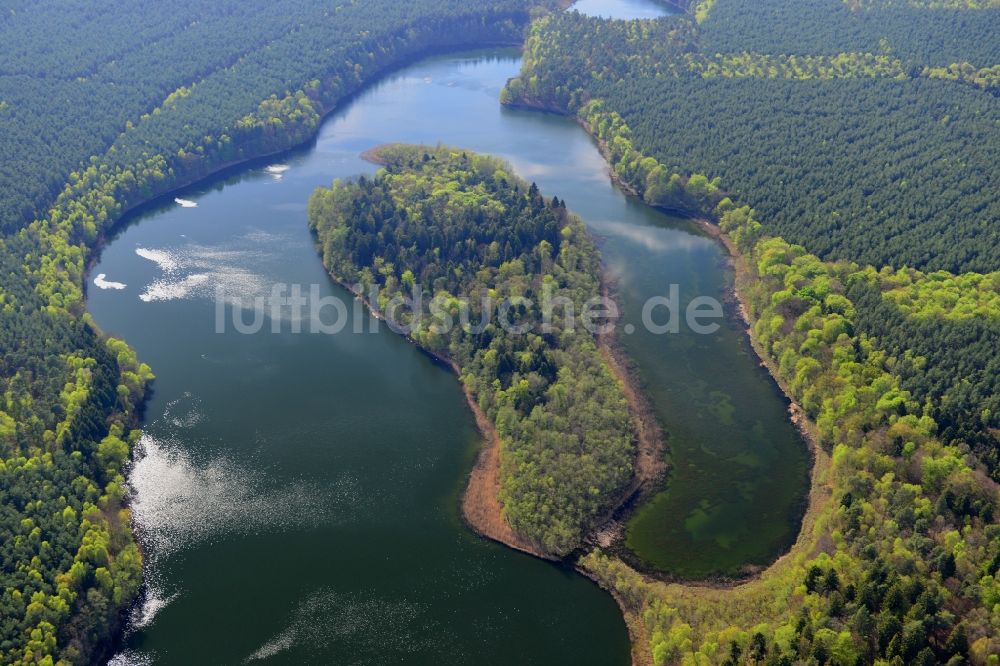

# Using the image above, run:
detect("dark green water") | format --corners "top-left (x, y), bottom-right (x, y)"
top-left (607, 207), bottom-right (810, 577)
top-left (90, 4), bottom-right (807, 664)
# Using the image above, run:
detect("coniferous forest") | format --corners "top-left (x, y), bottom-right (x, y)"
top-left (505, 0), bottom-right (1000, 662)
top-left (506, 7), bottom-right (1000, 272)
top-left (0, 0), bottom-right (547, 234)
top-left (0, 0), bottom-right (998, 663)
top-left (309, 145), bottom-right (636, 556)
top-left (0, 1), bottom-right (555, 663)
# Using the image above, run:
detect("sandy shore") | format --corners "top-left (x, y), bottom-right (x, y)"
top-left (455, 367), bottom-right (554, 559)
top-left (588, 278), bottom-right (667, 550)
top-left (354, 143), bottom-right (666, 563)
top-left (602, 296), bottom-right (666, 495)
top-left (321, 274), bottom-right (655, 563)
top-left (455, 279), bottom-right (668, 567)
top-left (546, 103), bottom-right (834, 666)
top-left (320, 268), bottom-right (552, 559)
top-left (345, 132), bottom-right (831, 666)
top-left (582, 219), bottom-right (831, 666)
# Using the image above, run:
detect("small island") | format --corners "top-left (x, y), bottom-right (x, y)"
top-left (308, 144), bottom-right (649, 557)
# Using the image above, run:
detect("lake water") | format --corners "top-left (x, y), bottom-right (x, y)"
top-left (92, 1), bottom-right (808, 663)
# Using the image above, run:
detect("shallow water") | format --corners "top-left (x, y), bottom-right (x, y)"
top-left (91, 1), bottom-right (807, 663)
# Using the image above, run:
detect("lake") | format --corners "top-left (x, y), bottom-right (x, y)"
top-left (93, 1), bottom-right (808, 663)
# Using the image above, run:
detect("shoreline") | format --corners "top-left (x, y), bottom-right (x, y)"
top-left (588, 276), bottom-right (668, 550)
top-left (690, 214), bottom-right (833, 580)
top-left (455, 363), bottom-right (553, 560)
top-left (359, 145), bottom-right (391, 166)
top-left (575, 99), bottom-right (824, 581)
top-left (315, 197), bottom-right (669, 666)
top-left (314, 154), bottom-right (668, 567)
top-left (91, 36), bottom-right (530, 265)
top-left (691, 216), bottom-right (822, 462)
top-left (79, 33), bottom-right (539, 663)
top-left (362, 99), bottom-right (825, 601)
top-left (568, 100), bottom-right (823, 486)
top-left (317, 268), bottom-right (554, 560)
top-left (506, 97), bottom-right (831, 663)
top-left (75, 14), bottom-right (789, 661)
top-left (362, 140), bottom-right (669, 513)
top-left (576, 565), bottom-right (656, 666)
top-left (584, 132), bottom-right (831, 666)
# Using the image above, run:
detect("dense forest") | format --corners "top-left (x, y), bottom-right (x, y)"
top-left (308, 145), bottom-right (635, 556)
top-left (848, 271), bottom-right (1000, 473)
top-left (700, 0), bottom-right (1000, 67)
top-left (2, 0), bottom-right (998, 662)
top-left (0, 235), bottom-right (151, 664)
top-left (0, 1), bottom-right (558, 662)
top-left (563, 98), bottom-right (1000, 663)
top-left (506, 9), bottom-right (1000, 273)
top-left (584, 201), bottom-right (1000, 664)
top-left (0, 0), bottom-right (553, 234)
top-left (504, 0), bottom-right (1000, 477)
top-left (602, 76), bottom-right (998, 273)
top-left (504, 0), bottom-right (1000, 663)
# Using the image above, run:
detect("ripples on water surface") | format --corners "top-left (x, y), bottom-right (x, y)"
top-left (91, 1), bottom-right (805, 662)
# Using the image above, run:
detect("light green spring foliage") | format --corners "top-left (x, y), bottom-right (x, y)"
top-left (578, 99), bottom-right (720, 214)
top-left (848, 0), bottom-right (1000, 8)
top-left (924, 62), bottom-right (1000, 92)
top-left (0, 2), bottom-right (558, 662)
top-left (551, 85), bottom-right (999, 666)
top-left (500, 8), bottom-right (1000, 291)
top-left (585, 200), bottom-right (1000, 665)
top-left (694, 0), bottom-right (718, 23)
top-left (308, 145), bottom-right (636, 556)
top-left (873, 268), bottom-right (1000, 321)
top-left (504, 11), bottom-right (950, 109)
top-left (691, 52), bottom-right (909, 80)
top-left (503, 6), bottom-right (1000, 275)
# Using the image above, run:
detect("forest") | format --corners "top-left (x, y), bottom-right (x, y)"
top-left (503, 0), bottom-right (1000, 662)
top-left (0, 0), bottom-right (551, 234)
top-left (506, 8), bottom-right (1000, 273)
top-left (700, 0), bottom-right (1000, 68)
top-left (0, 1), bottom-right (557, 663)
top-left (308, 145), bottom-right (636, 556)
top-left (563, 99), bottom-right (999, 663)
top-left (583, 201), bottom-right (1000, 663)
top-left (2, 0), bottom-right (998, 662)
top-left (601, 76), bottom-right (999, 273)
top-left (503, 2), bottom-right (1000, 483)
top-left (0, 222), bottom-right (152, 663)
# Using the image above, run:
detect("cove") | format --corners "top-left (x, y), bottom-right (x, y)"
top-left (94, 48), bottom-right (635, 666)
top-left (89, 3), bottom-right (807, 664)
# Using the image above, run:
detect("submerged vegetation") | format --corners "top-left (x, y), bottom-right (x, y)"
top-left (504, 0), bottom-right (1000, 662)
top-left (308, 145), bottom-right (636, 555)
top-left (0, 0), bottom-right (996, 662)
top-left (505, 0), bottom-right (1000, 480)
top-left (580, 197), bottom-right (1000, 664)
